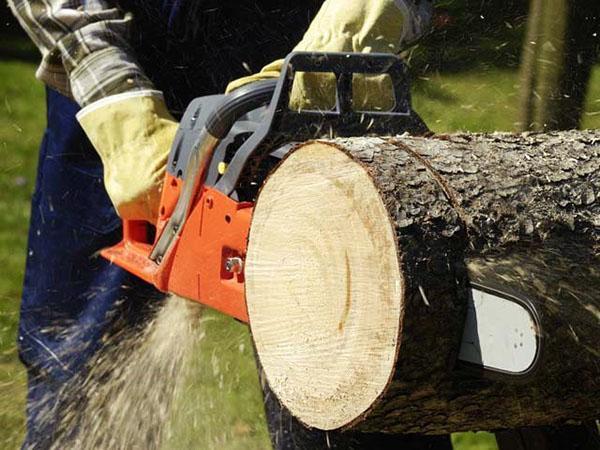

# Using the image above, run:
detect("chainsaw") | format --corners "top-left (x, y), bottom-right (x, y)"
top-left (102, 52), bottom-right (540, 378)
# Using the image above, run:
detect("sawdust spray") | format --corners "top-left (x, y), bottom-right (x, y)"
top-left (49, 295), bottom-right (202, 450)
top-left (43, 295), bottom-right (269, 450)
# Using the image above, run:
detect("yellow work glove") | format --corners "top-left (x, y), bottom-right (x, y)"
top-left (77, 91), bottom-right (178, 223)
top-left (226, 60), bottom-right (283, 93)
top-left (226, 0), bottom-right (432, 110)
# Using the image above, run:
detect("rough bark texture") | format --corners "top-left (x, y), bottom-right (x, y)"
top-left (255, 130), bottom-right (600, 434)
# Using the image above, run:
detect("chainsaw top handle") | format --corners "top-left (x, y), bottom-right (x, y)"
top-left (214, 51), bottom-right (427, 196)
top-left (205, 79), bottom-right (277, 139)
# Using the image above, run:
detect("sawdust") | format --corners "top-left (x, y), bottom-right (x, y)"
top-left (10, 294), bottom-right (268, 449)
top-left (161, 311), bottom-right (270, 450)
top-left (49, 295), bottom-right (203, 450)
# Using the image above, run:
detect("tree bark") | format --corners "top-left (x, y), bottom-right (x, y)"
top-left (245, 130), bottom-right (600, 435)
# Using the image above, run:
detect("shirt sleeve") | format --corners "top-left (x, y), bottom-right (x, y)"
top-left (7, 0), bottom-right (156, 106)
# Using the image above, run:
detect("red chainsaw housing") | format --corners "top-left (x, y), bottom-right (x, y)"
top-left (101, 173), bottom-right (252, 322)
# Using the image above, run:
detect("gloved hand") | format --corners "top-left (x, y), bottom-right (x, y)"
top-left (77, 91), bottom-right (178, 223)
top-left (226, 0), bottom-right (432, 110)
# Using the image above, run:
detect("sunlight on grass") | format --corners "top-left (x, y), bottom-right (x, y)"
top-left (453, 432), bottom-right (499, 450)
top-left (414, 65), bottom-right (600, 133)
top-left (413, 69), bottom-right (519, 133)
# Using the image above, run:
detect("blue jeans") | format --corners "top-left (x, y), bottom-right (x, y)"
top-left (19, 89), bottom-right (163, 448)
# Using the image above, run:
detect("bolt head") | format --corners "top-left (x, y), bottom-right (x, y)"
top-left (225, 256), bottom-right (244, 274)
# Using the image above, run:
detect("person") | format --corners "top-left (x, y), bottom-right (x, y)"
top-left (8, 0), bottom-right (453, 448)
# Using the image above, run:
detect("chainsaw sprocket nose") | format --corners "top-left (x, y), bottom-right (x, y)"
top-left (101, 52), bottom-right (425, 323)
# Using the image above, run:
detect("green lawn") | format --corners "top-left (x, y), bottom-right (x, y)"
top-left (1, 56), bottom-right (598, 449)
top-left (0, 59), bottom-right (44, 449)
top-left (413, 67), bottom-right (600, 133)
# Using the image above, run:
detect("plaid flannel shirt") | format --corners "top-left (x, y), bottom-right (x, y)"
top-left (8, 0), bottom-right (433, 108)
top-left (7, 0), bottom-right (154, 106)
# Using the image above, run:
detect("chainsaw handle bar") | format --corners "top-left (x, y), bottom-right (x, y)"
top-left (214, 52), bottom-right (428, 196)
top-left (276, 52), bottom-right (410, 117)
top-left (205, 79), bottom-right (277, 139)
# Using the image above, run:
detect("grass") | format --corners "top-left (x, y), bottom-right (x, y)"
top-left (0, 59), bottom-right (44, 449)
top-left (414, 67), bottom-right (600, 133)
top-left (163, 312), bottom-right (271, 449)
top-left (1, 54), bottom-right (599, 449)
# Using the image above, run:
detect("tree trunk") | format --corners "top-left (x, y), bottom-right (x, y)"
top-left (244, 130), bottom-right (600, 434)
top-left (517, 0), bottom-right (599, 131)
top-left (518, 0), bottom-right (545, 131)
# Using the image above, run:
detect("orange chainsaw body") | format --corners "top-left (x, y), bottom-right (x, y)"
top-left (101, 173), bottom-right (252, 323)
top-left (100, 52), bottom-right (420, 324)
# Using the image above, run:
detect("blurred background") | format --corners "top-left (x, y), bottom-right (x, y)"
top-left (1, 0), bottom-right (598, 448)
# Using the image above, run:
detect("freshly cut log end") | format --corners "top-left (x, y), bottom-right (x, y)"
top-left (246, 131), bottom-right (599, 434)
top-left (245, 143), bottom-right (404, 430)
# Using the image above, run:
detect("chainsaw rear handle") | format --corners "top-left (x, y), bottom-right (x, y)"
top-left (149, 79), bottom-right (278, 263)
top-left (124, 52), bottom-right (425, 265)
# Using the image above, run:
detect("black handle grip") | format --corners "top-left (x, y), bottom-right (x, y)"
top-left (275, 52), bottom-right (410, 117)
top-left (205, 79), bottom-right (277, 139)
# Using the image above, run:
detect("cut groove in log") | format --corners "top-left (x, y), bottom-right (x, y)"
top-left (245, 130), bottom-right (600, 434)
top-left (246, 144), bottom-right (403, 430)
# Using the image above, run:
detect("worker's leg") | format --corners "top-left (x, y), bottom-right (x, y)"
top-left (18, 88), bottom-right (162, 449)
top-left (259, 368), bottom-right (453, 450)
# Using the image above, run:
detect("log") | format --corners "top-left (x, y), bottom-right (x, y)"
top-left (244, 130), bottom-right (600, 434)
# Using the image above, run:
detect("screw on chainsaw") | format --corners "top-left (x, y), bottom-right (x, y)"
top-left (225, 257), bottom-right (244, 274)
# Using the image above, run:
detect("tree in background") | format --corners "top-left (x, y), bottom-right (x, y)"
top-left (518, 0), bottom-right (600, 131)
